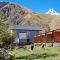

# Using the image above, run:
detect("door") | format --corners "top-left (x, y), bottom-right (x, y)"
top-left (19, 32), bottom-right (28, 44)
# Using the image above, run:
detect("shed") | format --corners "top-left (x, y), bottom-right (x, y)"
top-left (9, 25), bottom-right (41, 44)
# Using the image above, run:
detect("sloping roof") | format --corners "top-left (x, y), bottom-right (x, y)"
top-left (9, 25), bottom-right (41, 31)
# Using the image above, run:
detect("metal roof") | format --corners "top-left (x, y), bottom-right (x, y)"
top-left (9, 25), bottom-right (41, 31)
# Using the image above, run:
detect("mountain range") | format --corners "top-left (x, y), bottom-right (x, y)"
top-left (0, 2), bottom-right (60, 33)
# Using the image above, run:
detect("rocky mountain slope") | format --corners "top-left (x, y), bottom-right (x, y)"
top-left (0, 2), bottom-right (60, 33)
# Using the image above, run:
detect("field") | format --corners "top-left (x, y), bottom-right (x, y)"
top-left (10, 44), bottom-right (60, 60)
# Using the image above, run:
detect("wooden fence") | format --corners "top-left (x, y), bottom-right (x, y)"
top-left (33, 29), bottom-right (60, 43)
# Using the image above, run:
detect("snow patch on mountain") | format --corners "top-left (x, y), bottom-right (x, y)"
top-left (46, 9), bottom-right (60, 15)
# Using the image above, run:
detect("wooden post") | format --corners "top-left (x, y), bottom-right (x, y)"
top-left (51, 30), bottom-right (55, 47)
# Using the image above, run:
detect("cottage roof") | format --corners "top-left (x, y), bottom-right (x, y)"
top-left (9, 25), bottom-right (41, 31)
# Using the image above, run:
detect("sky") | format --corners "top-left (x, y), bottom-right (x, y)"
top-left (0, 0), bottom-right (60, 13)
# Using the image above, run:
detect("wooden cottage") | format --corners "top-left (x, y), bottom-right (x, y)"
top-left (10, 25), bottom-right (41, 44)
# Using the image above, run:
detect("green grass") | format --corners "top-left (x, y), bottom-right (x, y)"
top-left (10, 45), bottom-right (60, 60)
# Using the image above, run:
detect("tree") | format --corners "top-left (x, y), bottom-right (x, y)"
top-left (0, 11), bottom-right (15, 46)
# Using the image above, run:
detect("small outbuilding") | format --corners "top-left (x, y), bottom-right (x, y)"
top-left (10, 25), bottom-right (41, 44)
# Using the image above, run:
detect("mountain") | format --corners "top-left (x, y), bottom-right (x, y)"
top-left (46, 9), bottom-right (60, 15)
top-left (0, 2), bottom-right (9, 8)
top-left (0, 2), bottom-right (60, 33)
